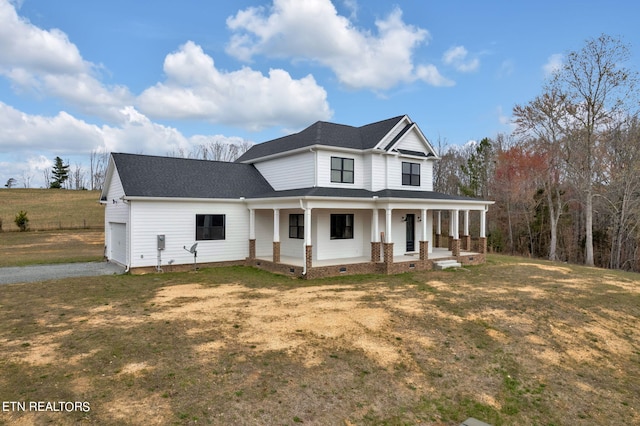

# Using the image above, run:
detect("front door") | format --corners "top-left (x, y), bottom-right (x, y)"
top-left (406, 214), bottom-right (415, 252)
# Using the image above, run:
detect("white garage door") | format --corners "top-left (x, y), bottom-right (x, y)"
top-left (110, 223), bottom-right (127, 265)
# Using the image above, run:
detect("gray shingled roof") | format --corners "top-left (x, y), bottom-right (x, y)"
top-left (248, 186), bottom-right (481, 202)
top-left (111, 153), bottom-right (274, 199)
top-left (236, 116), bottom-right (406, 162)
top-left (110, 153), bottom-right (478, 203)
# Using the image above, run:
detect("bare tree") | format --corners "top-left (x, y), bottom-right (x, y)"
top-left (513, 89), bottom-right (571, 261)
top-left (550, 34), bottom-right (638, 266)
top-left (89, 149), bottom-right (109, 190)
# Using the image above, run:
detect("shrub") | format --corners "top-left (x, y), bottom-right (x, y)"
top-left (14, 210), bottom-right (29, 232)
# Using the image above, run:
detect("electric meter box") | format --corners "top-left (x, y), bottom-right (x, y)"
top-left (157, 235), bottom-right (166, 250)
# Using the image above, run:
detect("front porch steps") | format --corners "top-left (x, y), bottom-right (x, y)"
top-left (433, 259), bottom-right (462, 270)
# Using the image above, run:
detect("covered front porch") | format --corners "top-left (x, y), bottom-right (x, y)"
top-left (245, 197), bottom-right (490, 279)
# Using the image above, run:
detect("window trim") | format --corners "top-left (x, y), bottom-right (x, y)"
top-left (330, 213), bottom-right (354, 240)
top-left (330, 156), bottom-right (354, 184)
top-left (402, 162), bottom-right (421, 186)
top-left (195, 214), bottom-right (225, 241)
top-left (289, 214), bottom-right (304, 239)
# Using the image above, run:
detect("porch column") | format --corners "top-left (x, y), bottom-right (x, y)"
top-left (451, 209), bottom-right (460, 257)
top-left (248, 209), bottom-right (256, 259)
top-left (273, 209), bottom-right (280, 263)
top-left (462, 210), bottom-right (471, 251)
top-left (371, 208), bottom-right (381, 262)
top-left (479, 208), bottom-right (487, 254)
top-left (435, 210), bottom-right (442, 248)
top-left (383, 208), bottom-right (394, 268)
top-left (419, 208), bottom-right (428, 261)
top-left (304, 208), bottom-right (312, 271)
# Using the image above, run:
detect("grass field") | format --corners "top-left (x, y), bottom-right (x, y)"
top-left (0, 229), bottom-right (104, 267)
top-left (0, 188), bottom-right (103, 231)
top-left (0, 255), bottom-right (638, 425)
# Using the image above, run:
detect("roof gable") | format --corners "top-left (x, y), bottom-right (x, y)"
top-left (236, 115), bottom-right (406, 162)
top-left (109, 153), bottom-right (274, 199)
top-left (380, 122), bottom-right (438, 158)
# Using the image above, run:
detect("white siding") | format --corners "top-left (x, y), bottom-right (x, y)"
top-left (386, 156), bottom-right (434, 191)
top-left (129, 201), bottom-right (249, 268)
top-left (254, 151), bottom-right (315, 190)
top-left (377, 116), bottom-right (411, 149)
top-left (370, 154), bottom-right (386, 191)
top-left (104, 169), bottom-right (129, 265)
top-left (280, 209), bottom-right (305, 258)
top-left (254, 210), bottom-right (273, 257)
top-left (395, 129), bottom-right (430, 153)
top-left (314, 210), bottom-right (370, 261)
top-left (316, 150), bottom-right (363, 188)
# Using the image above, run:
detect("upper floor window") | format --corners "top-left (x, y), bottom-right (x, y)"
top-left (402, 162), bottom-right (420, 186)
top-left (331, 157), bottom-right (354, 184)
top-left (289, 214), bottom-right (304, 239)
top-left (196, 214), bottom-right (225, 240)
top-left (331, 214), bottom-right (354, 239)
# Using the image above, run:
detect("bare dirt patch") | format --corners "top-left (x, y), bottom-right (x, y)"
top-left (0, 257), bottom-right (639, 425)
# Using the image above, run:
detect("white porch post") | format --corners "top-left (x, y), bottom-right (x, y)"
top-left (273, 209), bottom-right (280, 242)
top-left (421, 208), bottom-right (428, 241)
top-left (372, 208), bottom-right (379, 242)
top-left (304, 208), bottom-right (312, 246)
top-left (436, 211), bottom-right (442, 234)
top-left (249, 209), bottom-right (255, 240)
top-left (304, 207), bottom-right (312, 272)
top-left (273, 208), bottom-right (280, 263)
top-left (248, 208), bottom-right (256, 260)
top-left (383, 208), bottom-right (394, 267)
top-left (480, 209), bottom-right (486, 238)
top-left (371, 208), bottom-right (381, 262)
top-left (463, 210), bottom-right (469, 236)
top-left (385, 209), bottom-right (393, 243)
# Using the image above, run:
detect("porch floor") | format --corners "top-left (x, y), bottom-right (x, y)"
top-left (256, 248), bottom-right (479, 268)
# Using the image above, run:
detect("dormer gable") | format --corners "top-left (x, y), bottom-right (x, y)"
top-left (374, 115), bottom-right (439, 159)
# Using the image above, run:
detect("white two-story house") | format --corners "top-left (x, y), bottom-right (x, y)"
top-left (101, 115), bottom-right (493, 278)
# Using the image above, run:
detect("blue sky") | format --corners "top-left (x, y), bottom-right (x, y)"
top-left (1, 0), bottom-right (639, 188)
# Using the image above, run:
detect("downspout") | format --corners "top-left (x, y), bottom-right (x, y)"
top-left (299, 199), bottom-right (307, 276)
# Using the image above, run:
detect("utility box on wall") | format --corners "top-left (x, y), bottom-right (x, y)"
top-left (157, 235), bottom-right (166, 251)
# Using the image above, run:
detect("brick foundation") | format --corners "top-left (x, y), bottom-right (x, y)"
top-left (462, 235), bottom-right (471, 251)
top-left (419, 240), bottom-right (429, 261)
top-left (451, 238), bottom-right (461, 257)
top-left (249, 239), bottom-right (256, 260)
top-left (371, 242), bottom-right (381, 262)
top-left (273, 241), bottom-right (280, 263)
top-left (478, 237), bottom-right (487, 254)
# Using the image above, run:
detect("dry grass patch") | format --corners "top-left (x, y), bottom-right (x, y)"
top-left (0, 257), bottom-right (639, 425)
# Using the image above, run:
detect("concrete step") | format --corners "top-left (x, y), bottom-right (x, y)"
top-left (434, 259), bottom-right (462, 270)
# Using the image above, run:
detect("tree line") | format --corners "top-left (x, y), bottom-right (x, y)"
top-left (435, 34), bottom-right (640, 272)
top-left (4, 139), bottom-right (254, 190)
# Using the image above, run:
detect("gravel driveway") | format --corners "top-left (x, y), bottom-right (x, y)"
top-left (0, 262), bottom-right (126, 285)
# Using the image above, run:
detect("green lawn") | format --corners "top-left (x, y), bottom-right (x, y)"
top-left (0, 188), bottom-right (103, 231)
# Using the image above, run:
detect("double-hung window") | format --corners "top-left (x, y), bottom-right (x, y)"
top-left (331, 157), bottom-right (354, 184)
top-left (289, 214), bottom-right (304, 239)
top-left (330, 214), bottom-right (354, 239)
top-left (402, 162), bottom-right (420, 186)
top-left (196, 214), bottom-right (225, 240)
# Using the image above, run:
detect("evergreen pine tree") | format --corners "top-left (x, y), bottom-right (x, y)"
top-left (51, 156), bottom-right (70, 189)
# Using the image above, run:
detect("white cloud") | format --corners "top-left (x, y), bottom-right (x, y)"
top-left (226, 0), bottom-right (452, 89)
top-left (442, 45), bottom-right (480, 73)
top-left (0, 0), bottom-right (132, 120)
top-left (543, 53), bottom-right (563, 77)
top-left (137, 41), bottom-right (332, 131)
